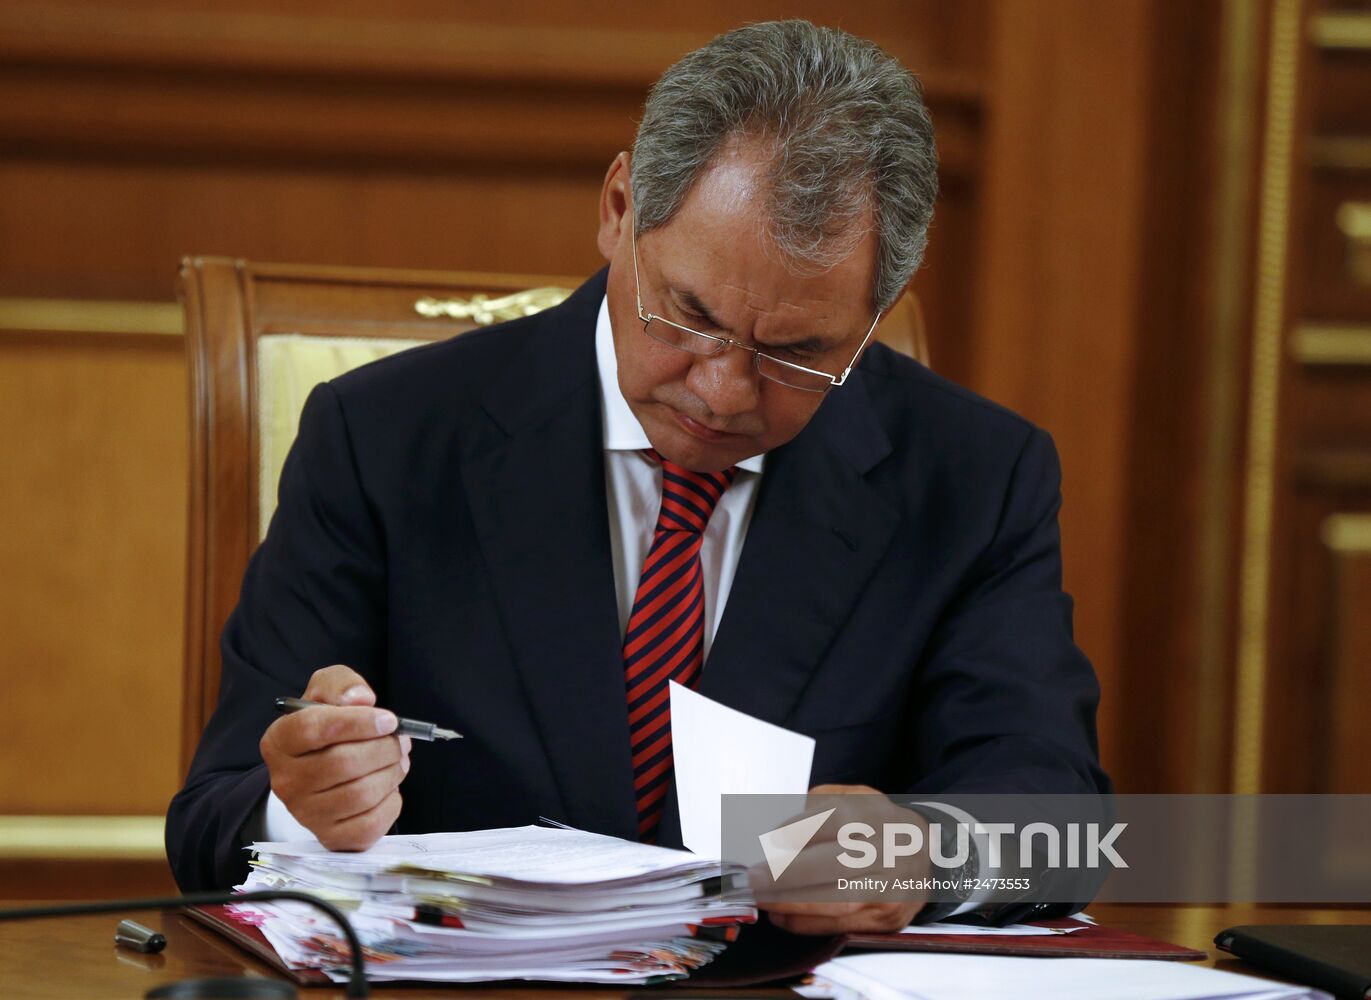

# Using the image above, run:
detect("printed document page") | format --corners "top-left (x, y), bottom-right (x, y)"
top-left (812, 952), bottom-right (1332, 1000)
top-left (670, 680), bottom-right (815, 857)
top-left (254, 823), bottom-right (724, 885)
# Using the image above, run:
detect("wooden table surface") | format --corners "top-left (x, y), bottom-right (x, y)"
top-left (1, 903), bottom-right (1367, 998)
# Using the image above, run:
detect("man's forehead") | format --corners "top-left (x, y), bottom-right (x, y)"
top-left (645, 146), bottom-right (879, 321)
top-left (647, 230), bottom-right (878, 333)
top-left (654, 276), bottom-right (868, 352)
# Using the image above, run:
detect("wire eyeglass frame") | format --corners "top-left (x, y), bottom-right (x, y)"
top-left (629, 215), bottom-right (881, 392)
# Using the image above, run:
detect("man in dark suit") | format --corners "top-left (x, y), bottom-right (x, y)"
top-left (167, 20), bottom-right (1108, 933)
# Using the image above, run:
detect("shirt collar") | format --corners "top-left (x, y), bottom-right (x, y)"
top-left (595, 296), bottom-right (765, 474)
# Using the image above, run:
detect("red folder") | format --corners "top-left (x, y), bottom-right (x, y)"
top-left (844, 918), bottom-right (1206, 961)
top-left (184, 906), bottom-right (331, 986)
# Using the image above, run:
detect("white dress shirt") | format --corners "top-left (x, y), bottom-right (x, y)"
top-left (259, 297), bottom-right (764, 841)
top-left (594, 296), bottom-right (765, 656)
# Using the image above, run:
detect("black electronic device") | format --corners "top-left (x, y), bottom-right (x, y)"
top-left (1216, 924), bottom-right (1371, 1000)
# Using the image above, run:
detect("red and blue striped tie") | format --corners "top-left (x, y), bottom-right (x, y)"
top-left (624, 450), bottom-right (738, 842)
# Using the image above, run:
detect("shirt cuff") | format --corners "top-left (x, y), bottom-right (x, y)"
top-left (254, 790), bottom-right (318, 844)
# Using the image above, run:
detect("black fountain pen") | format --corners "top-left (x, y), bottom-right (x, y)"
top-left (274, 696), bottom-right (462, 741)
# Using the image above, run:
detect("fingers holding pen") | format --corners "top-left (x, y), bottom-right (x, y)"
top-left (258, 667), bottom-right (455, 849)
top-left (303, 753), bottom-right (410, 829)
top-left (261, 708), bottom-right (412, 850)
top-left (269, 704), bottom-right (398, 758)
top-left (303, 664), bottom-right (377, 707)
top-left (261, 700), bottom-right (408, 804)
top-left (320, 788), bottom-right (405, 853)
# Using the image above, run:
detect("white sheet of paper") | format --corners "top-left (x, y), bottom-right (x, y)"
top-left (898, 921), bottom-right (1087, 936)
top-left (253, 824), bottom-right (725, 884)
top-left (813, 953), bottom-right (1332, 1000)
top-left (669, 681), bottom-right (815, 857)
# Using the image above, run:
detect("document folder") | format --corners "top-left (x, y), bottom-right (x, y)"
top-left (845, 918), bottom-right (1206, 961)
top-left (185, 904), bottom-right (845, 988)
top-left (186, 903), bottom-right (1205, 990)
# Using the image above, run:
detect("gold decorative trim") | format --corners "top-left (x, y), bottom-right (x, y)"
top-left (1340, 201), bottom-right (1371, 237)
top-left (414, 287), bottom-right (572, 326)
top-left (1336, 201), bottom-right (1371, 284)
top-left (0, 298), bottom-right (182, 336)
top-left (1321, 513), bottom-right (1371, 553)
top-left (1290, 323), bottom-right (1371, 365)
top-left (1195, 0), bottom-right (1262, 797)
top-left (1309, 11), bottom-right (1371, 49)
top-left (1234, 0), bottom-right (1300, 799)
top-left (0, 815), bottom-right (165, 860)
top-left (1308, 136), bottom-right (1371, 171)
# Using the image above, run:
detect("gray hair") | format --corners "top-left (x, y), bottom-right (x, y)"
top-left (631, 20), bottom-right (938, 312)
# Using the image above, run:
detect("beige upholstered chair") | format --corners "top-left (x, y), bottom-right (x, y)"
top-left (178, 257), bottom-right (929, 770)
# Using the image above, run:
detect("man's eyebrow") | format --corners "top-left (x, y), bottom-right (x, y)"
top-left (676, 289), bottom-right (728, 332)
top-left (771, 334), bottom-right (836, 354)
top-left (675, 287), bottom-right (840, 353)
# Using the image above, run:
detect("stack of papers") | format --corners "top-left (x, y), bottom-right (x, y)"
top-left (231, 824), bottom-right (756, 984)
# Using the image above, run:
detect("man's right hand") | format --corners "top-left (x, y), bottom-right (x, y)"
top-left (259, 664), bottom-right (412, 851)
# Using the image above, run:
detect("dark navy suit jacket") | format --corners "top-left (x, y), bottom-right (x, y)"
top-left (166, 269), bottom-right (1109, 892)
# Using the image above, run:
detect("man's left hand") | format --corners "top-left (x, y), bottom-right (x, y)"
top-left (757, 784), bottom-right (929, 936)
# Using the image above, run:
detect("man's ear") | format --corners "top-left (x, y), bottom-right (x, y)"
top-left (597, 152), bottom-right (633, 261)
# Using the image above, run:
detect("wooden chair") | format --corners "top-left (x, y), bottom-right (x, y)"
top-left (178, 257), bottom-right (929, 771)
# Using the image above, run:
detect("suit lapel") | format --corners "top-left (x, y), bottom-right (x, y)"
top-left (458, 270), bottom-right (899, 837)
top-left (699, 373), bottom-right (899, 727)
top-left (459, 273), bottom-right (640, 840)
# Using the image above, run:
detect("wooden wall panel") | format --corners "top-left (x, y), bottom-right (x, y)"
top-left (971, 0), bottom-right (1156, 781)
top-left (0, 1), bottom-right (987, 83)
top-left (0, 0), bottom-right (984, 351)
top-left (1327, 523), bottom-right (1371, 794)
top-left (0, 858), bottom-right (176, 900)
top-left (1115, 0), bottom-right (1235, 795)
top-left (0, 331), bottom-right (185, 814)
top-left (1239, 0), bottom-right (1371, 798)
top-left (0, 158), bottom-right (610, 298)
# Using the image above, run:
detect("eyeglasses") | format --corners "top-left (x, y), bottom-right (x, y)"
top-left (629, 216), bottom-right (881, 393)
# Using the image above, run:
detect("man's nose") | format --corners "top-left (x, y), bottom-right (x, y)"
top-left (687, 345), bottom-right (760, 418)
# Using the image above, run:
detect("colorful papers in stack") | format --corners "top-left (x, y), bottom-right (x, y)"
top-left (228, 824), bottom-right (756, 984)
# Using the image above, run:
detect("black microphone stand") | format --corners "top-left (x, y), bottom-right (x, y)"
top-left (0, 890), bottom-right (368, 998)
